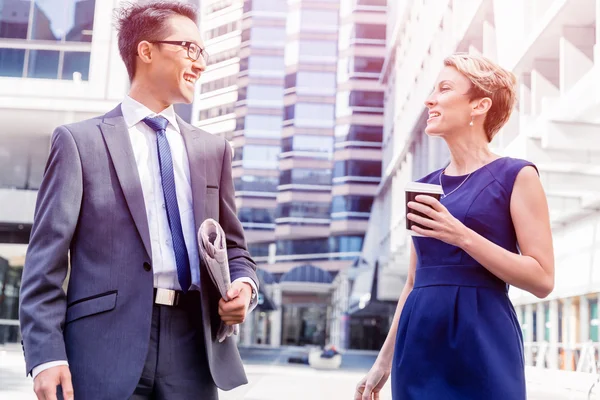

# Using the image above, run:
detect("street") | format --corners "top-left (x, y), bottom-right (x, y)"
top-left (1, 344), bottom-right (598, 399)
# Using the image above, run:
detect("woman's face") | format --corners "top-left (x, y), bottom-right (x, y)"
top-left (424, 66), bottom-right (478, 136)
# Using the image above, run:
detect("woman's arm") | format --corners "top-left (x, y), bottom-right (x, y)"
top-left (459, 166), bottom-right (554, 298)
top-left (408, 166), bottom-right (554, 298)
top-left (375, 241), bottom-right (416, 368)
top-left (355, 241), bottom-right (416, 400)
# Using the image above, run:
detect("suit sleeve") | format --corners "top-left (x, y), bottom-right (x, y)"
top-left (218, 140), bottom-right (259, 291)
top-left (19, 126), bottom-right (83, 375)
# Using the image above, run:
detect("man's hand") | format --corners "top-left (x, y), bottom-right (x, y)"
top-left (34, 365), bottom-right (74, 400)
top-left (218, 281), bottom-right (252, 325)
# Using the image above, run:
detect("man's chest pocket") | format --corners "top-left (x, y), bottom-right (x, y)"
top-left (205, 187), bottom-right (220, 220)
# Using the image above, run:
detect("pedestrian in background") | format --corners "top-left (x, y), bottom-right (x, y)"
top-left (19, 1), bottom-right (258, 399)
top-left (355, 53), bottom-right (554, 399)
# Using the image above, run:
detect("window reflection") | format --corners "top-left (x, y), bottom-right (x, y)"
top-left (62, 51), bottom-right (90, 80)
top-left (0, 134), bottom-right (50, 190)
top-left (281, 135), bottom-right (333, 154)
top-left (243, 114), bottom-right (282, 139)
top-left (0, 0), bottom-right (30, 39)
top-left (239, 207), bottom-right (275, 224)
top-left (334, 160), bottom-right (382, 178)
top-left (236, 145), bottom-right (280, 169)
top-left (234, 175), bottom-right (279, 192)
top-left (27, 49), bottom-right (59, 79)
top-left (277, 201), bottom-right (331, 219)
top-left (31, 0), bottom-right (95, 42)
top-left (331, 195), bottom-right (374, 214)
top-left (0, 48), bottom-right (25, 77)
top-left (335, 125), bottom-right (383, 143)
top-left (279, 168), bottom-right (332, 186)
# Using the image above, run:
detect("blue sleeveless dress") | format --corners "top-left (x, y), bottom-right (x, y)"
top-left (391, 157), bottom-right (535, 399)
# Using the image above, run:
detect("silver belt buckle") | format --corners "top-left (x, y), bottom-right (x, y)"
top-left (155, 288), bottom-right (176, 306)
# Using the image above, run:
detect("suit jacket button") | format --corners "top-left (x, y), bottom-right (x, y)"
top-left (143, 262), bottom-right (151, 272)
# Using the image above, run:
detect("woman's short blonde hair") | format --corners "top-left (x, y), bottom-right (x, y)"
top-left (444, 53), bottom-right (517, 142)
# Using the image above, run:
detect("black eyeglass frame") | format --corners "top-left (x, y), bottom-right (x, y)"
top-left (150, 40), bottom-right (209, 63)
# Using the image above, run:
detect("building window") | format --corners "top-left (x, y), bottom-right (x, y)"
top-left (276, 238), bottom-right (330, 256)
top-left (331, 195), bottom-right (374, 214)
top-left (281, 135), bottom-right (333, 155)
top-left (590, 299), bottom-right (598, 342)
top-left (205, 0), bottom-right (235, 14)
top-left (205, 20), bottom-right (240, 40)
top-left (277, 201), bottom-right (331, 219)
top-left (234, 175), bottom-right (279, 192)
top-left (0, 48), bottom-right (25, 77)
top-left (248, 242), bottom-right (271, 257)
top-left (296, 71), bottom-right (337, 95)
top-left (200, 74), bottom-right (237, 93)
top-left (0, 0), bottom-right (95, 79)
top-left (198, 104), bottom-right (235, 120)
top-left (335, 125), bottom-right (383, 143)
top-left (247, 0), bottom-right (287, 12)
top-left (299, 9), bottom-right (338, 32)
top-left (238, 207), bottom-right (275, 224)
top-left (0, 135), bottom-right (50, 190)
top-left (207, 48), bottom-right (238, 66)
top-left (279, 168), bottom-right (331, 186)
top-left (244, 85), bottom-right (284, 108)
top-left (250, 26), bottom-right (286, 48)
top-left (351, 57), bottom-right (384, 74)
top-left (248, 55), bottom-right (284, 78)
top-left (333, 160), bottom-right (382, 179)
top-left (330, 235), bottom-right (363, 253)
top-left (291, 103), bottom-right (335, 128)
top-left (234, 145), bottom-right (280, 169)
top-left (241, 114), bottom-right (282, 139)
top-left (353, 23), bottom-right (386, 40)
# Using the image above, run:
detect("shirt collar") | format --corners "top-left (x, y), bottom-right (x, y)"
top-left (121, 95), bottom-right (180, 133)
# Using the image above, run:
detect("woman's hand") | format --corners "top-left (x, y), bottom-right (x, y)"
top-left (407, 195), bottom-right (471, 247)
top-left (354, 362), bottom-right (390, 400)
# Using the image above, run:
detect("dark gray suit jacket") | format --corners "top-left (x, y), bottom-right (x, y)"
top-left (19, 105), bottom-right (258, 399)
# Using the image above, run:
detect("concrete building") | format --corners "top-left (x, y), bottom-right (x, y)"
top-left (356, 0), bottom-right (600, 370)
top-left (199, 0), bottom-right (388, 349)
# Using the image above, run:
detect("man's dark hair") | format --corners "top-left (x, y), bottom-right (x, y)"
top-left (114, 1), bottom-right (199, 81)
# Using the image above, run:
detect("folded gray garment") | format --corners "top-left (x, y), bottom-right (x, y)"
top-left (198, 218), bottom-right (239, 343)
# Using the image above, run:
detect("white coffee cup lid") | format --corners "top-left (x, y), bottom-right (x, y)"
top-left (404, 182), bottom-right (443, 194)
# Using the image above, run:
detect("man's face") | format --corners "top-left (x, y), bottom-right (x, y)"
top-left (148, 15), bottom-right (206, 104)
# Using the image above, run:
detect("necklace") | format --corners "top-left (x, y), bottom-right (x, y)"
top-left (438, 169), bottom-right (472, 199)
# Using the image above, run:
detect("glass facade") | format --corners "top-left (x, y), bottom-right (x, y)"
top-left (239, 207), bottom-right (275, 225)
top-left (233, 145), bottom-right (280, 169)
top-left (281, 135), bottom-right (333, 156)
top-left (234, 175), bottom-right (279, 193)
top-left (0, 0), bottom-right (95, 79)
top-left (0, 134), bottom-right (49, 190)
top-left (277, 201), bottom-right (331, 219)
top-left (279, 168), bottom-right (332, 186)
top-left (0, 257), bottom-right (22, 344)
top-left (331, 195), bottom-right (374, 214)
top-left (333, 160), bottom-right (382, 179)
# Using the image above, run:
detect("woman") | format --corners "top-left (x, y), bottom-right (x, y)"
top-left (355, 53), bottom-right (554, 399)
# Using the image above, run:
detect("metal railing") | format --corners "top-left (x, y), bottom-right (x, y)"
top-left (525, 341), bottom-right (600, 399)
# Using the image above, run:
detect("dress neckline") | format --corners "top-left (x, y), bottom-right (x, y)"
top-left (441, 157), bottom-right (506, 178)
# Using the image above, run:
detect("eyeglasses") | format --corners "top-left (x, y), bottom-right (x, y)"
top-left (151, 41), bottom-right (209, 63)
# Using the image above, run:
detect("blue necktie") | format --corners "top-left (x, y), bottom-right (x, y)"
top-left (143, 116), bottom-right (192, 293)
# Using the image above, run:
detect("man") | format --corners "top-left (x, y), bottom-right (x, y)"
top-left (18, 2), bottom-right (258, 399)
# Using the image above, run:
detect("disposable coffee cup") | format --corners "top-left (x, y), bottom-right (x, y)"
top-left (405, 182), bottom-right (444, 237)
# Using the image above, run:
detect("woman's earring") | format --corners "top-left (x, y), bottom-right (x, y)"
top-left (469, 117), bottom-right (474, 127)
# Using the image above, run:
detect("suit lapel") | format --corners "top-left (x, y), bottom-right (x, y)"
top-left (178, 116), bottom-right (207, 237)
top-left (100, 105), bottom-right (152, 259)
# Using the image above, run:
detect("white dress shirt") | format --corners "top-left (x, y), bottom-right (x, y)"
top-left (32, 96), bottom-right (256, 379)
